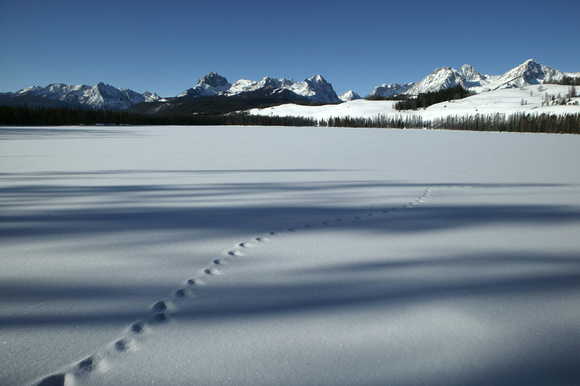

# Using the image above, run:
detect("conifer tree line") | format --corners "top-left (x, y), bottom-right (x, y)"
top-left (0, 106), bottom-right (317, 127)
top-left (394, 85), bottom-right (471, 110)
top-left (1, 105), bottom-right (579, 134)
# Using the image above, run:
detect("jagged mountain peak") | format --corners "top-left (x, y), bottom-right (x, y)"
top-left (339, 90), bottom-right (361, 102)
top-left (496, 59), bottom-right (562, 87)
top-left (369, 82), bottom-right (414, 98)
top-left (460, 64), bottom-right (485, 82)
top-left (196, 72), bottom-right (231, 89)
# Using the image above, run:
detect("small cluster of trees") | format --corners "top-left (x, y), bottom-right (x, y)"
top-left (541, 86), bottom-right (578, 106)
top-left (545, 76), bottom-right (580, 86)
top-left (394, 85), bottom-right (470, 111)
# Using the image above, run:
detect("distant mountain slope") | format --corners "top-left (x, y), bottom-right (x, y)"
top-left (10, 83), bottom-right (160, 111)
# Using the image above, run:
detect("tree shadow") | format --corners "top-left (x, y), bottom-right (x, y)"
top-left (0, 127), bottom-right (142, 140)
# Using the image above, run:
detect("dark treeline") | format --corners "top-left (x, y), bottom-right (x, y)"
top-left (431, 113), bottom-right (580, 134)
top-left (322, 113), bottom-right (579, 134)
top-left (0, 105), bottom-right (317, 127)
top-left (1, 105), bottom-right (578, 134)
top-left (545, 76), bottom-right (580, 86)
top-left (394, 85), bottom-right (471, 110)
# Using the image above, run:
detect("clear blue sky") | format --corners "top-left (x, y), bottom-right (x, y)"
top-left (1, 0), bottom-right (578, 97)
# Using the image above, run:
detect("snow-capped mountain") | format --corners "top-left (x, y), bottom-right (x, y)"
top-left (372, 59), bottom-right (579, 98)
top-left (369, 82), bottom-right (414, 98)
top-left (405, 67), bottom-right (471, 95)
top-left (16, 82), bottom-right (160, 110)
top-left (493, 59), bottom-right (566, 88)
top-left (177, 73), bottom-right (341, 104)
top-left (339, 90), bottom-right (362, 102)
top-left (177, 73), bottom-right (232, 98)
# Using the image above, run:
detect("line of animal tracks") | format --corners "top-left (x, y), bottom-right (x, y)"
top-left (35, 183), bottom-right (580, 385)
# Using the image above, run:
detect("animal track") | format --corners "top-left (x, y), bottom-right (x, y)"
top-left (174, 288), bottom-right (188, 298)
top-left (115, 339), bottom-right (129, 352)
top-left (151, 313), bottom-right (167, 323)
top-left (131, 322), bottom-right (145, 334)
top-left (152, 301), bottom-right (168, 312)
top-left (76, 356), bottom-right (98, 375)
top-left (35, 185), bottom-right (437, 386)
top-left (204, 267), bottom-right (221, 275)
top-left (37, 373), bottom-right (65, 386)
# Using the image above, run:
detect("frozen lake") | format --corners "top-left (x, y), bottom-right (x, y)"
top-left (1, 126), bottom-right (579, 385)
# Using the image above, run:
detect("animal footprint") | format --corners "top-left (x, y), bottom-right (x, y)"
top-left (131, 322), bottom-right (145, 334)
top-left (151, 313), bottom-right (167, 324)
top-left (174, 288), bottom-right (189, 298)
top-left (76, 356), bottom-right (99, 375)
top-left (152, 301), bottom-right (168, 312)
top-left (115, 339), bottom-right (130, 352)
top-left (37, 373), bottom-right (66, 386)
top-left (204, 267), bottom-right (220, 275)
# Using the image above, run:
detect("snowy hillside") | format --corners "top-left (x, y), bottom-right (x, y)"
top-left (250, 84), bottom-right (580, 121)
top-left (15, 82), bottom-right (160, 111)
top-left (177, 73), bottom-right (342, 104)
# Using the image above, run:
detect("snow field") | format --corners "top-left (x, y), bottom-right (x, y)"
top-left (249, 84), bottom-right (580, 122)
top-left (1, 126), bottom-right (579, 385)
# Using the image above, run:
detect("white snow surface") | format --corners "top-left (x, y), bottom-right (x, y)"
top-left (250, 84), bottom-right (580, 121)
top-left (1, 125), bottom-right (580, 385)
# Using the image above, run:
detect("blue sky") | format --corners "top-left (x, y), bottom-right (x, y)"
top-left (1, 0), bottom-right (578, 97)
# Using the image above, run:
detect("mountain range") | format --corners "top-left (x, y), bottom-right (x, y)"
top-left (2, 82), bottom-right (160, 111)
top-left (1, 59), bottom-right (578, 113)
top-left (370, 59), bottom-right (578, 98)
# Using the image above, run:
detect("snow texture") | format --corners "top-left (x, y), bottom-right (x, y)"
top-left (1, 126), bottom-right (579, 385)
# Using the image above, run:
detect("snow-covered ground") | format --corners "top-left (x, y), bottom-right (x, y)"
top-left (1, 125), bottom-right (580, 385)
top-left (249, 84), bottom-right (580, 121)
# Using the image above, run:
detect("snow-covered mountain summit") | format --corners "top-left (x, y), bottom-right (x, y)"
top-left (339, 90), bottom-right (362, 102)
top-left (177, 72), bottom-right (232, 98)
top-left (16, 82), bottom-right (160, 110)
top-left (494, 59), bottom-right (566, 88)
top-left (405, 66), bottom-right (475, 95)
top-left (177, 73), bottom-right (341, 104)
top-left (369, 82), bottom-right (414, 98)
